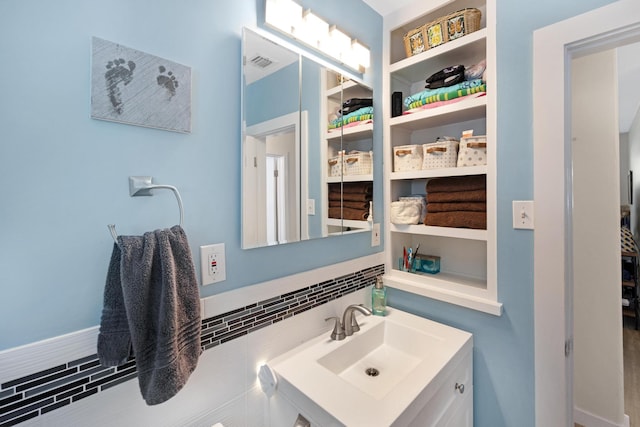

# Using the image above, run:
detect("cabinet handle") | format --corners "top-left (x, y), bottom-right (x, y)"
top-left (466, 142), bottom-right (487, 148)
top-left (426, 147), bottom-right (447, 153)
top-left (395, 149), bottom-right (413, 156)
top-left (455, 383), bottom-right (465, 394)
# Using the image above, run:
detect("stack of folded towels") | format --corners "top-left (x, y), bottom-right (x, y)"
top-left (328, 182), bottom-right (372, 221)
top-left (425, 175), bottom-right (486, 229)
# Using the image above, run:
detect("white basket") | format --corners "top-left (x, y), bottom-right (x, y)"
top-left (422, 139), bottom-right (459, 169)
top-left (328, 152), bottom-right (344, 177)
top-left (393, 145), bottom-right (423, 172)
top-left (457, 135), bottom-right (487, 167)
top-left (343, 151), bottom-right (372, 176)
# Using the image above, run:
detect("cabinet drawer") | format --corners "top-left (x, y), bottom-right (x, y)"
top-left (406, 351), bottom-right (473, 427)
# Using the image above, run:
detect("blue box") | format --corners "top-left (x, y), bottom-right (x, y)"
top-left (413, 254), bottom-right (440, 274)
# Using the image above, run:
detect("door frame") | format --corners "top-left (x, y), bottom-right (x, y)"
top-left (533, 1), bottom-right (640, 425)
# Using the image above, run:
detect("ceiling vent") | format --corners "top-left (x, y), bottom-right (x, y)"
top-left (249, 55), bottom-right (274, 69)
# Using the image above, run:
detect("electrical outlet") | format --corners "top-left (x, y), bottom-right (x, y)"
top-left (200, 243), bottom-right (226, 286)
top-left (371, 223), bottom-right (380, 246)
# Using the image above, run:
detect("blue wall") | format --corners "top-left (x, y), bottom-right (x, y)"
top-left (0, 0), bottom-right (382, 351)
top-left (0, 0), bottom-right (620, 426)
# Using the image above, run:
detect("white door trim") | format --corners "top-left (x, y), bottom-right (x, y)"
top-left (533, 1), bottom-right (640, 425)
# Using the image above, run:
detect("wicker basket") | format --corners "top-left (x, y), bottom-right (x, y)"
top-left (343, 151), bottom-right (373, 176)
top-left (328, 152), bottom-right (344, 177)
top-left (443, 8), bottom-right (482, 42)
top-left (402, 8), bottom-right (482, 58)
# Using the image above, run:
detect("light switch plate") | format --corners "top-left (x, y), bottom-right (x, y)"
top-left (512, 201), bottom-right (534, 229)
top-left (307, 199), bottom-right (315, 215)
top-left (371, 223), bottom-right (381, 246)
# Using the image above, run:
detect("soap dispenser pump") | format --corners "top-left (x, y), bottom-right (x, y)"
top-left (372, 276), bottom-right (387, 316)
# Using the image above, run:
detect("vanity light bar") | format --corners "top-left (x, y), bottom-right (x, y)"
top-left (264, 0), bottom-right (371, 73)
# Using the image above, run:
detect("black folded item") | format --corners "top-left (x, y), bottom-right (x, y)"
top-left (340, 97), bottom-right (373, 115)
top-left (425, 64), bottom-right (465, 89)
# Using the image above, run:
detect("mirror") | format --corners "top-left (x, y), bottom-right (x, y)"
top-left (241, 27), bottom-right (374, 249)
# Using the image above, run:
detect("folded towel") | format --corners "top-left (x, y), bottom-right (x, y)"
top-left (98, 225), bottom-right (202, 405)
top-left (424, 211), bottom-right (486, 229)
top-left (427, 189), bottom-right (486, 203)
top-left (329, 192), bottom-right (373, 203)
top-left (427, 202), bottom-right (486, 213)
top-left (328, 207), bottom-right (370, 221)
top-left (426, 175), bottom-right (486, 193)
top-left (328, 200), bottom-right (371, 210)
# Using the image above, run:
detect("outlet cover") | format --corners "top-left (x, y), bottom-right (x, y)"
top-left (200, 243), bottom-right (226, 286)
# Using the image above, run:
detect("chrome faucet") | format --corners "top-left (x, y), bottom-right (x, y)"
top-left (342, 304), bottom-right (372, 336)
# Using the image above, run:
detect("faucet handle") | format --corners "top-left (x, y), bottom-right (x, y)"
top-left (325, 317), bottom-right (346, 341)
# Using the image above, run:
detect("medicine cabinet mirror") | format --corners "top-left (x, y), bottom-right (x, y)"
top-left (241, 27), bottom-right (374, 249)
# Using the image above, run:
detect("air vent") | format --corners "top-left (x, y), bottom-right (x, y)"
top-left (250, 55), bottom-right (274, 68)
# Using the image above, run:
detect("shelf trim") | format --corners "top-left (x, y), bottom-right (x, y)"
top-left (384, 271), bottom-right (502, 316)
top-left (389, 224), bottom-right (487, 241)
top-left (326, 122), bottom-right (374, 141)
top-left (390, 96), bottom-right (487, 130)
top-left (326, 218), bottom-right (371, 229)
top-left (390, 165), bottom-right (487, 180)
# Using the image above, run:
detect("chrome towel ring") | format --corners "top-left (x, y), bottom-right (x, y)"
top-left (108, 176), bottom-right (184, 243)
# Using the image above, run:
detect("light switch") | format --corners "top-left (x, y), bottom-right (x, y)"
top-left (512, 201), bottom-right (534, 229)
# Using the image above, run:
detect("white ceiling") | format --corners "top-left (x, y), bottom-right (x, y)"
top-left (362, 0), bottom-right (640, 133)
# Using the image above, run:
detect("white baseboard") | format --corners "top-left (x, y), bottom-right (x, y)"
top-left (574, 407), bottom-right (630, 427)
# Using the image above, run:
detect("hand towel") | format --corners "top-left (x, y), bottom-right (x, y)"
top-left (426, 175), bottom-right (486, 193)
top-left (426, 202), bottom-right (486, 213)
top-left (98, 225), bottom-right (201, 405)
top-left (424, 211), bottom-right (487, 229)
top-left (426, 189), bottom-right (486, 203)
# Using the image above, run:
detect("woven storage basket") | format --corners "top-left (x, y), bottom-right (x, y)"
top-left (402, 8), bottom-right (481, 58)
top-left (422, 138), bottom-right (459, 169)
top-left (343, 151), bottom-right (372, 176)
top-left (403, 26), bottom-right (427, 58)
top-left (443, 8), bottom-right (482, 42)
top-left (394, 145), bottom-right (423, 172)
top-left (328, 152), bottom-right (344, 177)
top-left (457, 135), bottom-right (487, 167)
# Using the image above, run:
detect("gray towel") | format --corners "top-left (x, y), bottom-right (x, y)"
top-left (97, 225), bottom-right (202, 405)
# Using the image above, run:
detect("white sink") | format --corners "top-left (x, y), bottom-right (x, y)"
top-left (268, 308), bottom-right (473, 426)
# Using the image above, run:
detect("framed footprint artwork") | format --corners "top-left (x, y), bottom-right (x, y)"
top-left (91, 37), bottom-right (191, 133)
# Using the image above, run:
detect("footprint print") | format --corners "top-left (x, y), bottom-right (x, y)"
top-left (104, 58), bottom-right (136, 115)
top-left (157, 65), bottom-right (179, 98)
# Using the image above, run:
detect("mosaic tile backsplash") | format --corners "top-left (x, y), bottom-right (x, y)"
top-left (0, 264), bottom-right (384, 427)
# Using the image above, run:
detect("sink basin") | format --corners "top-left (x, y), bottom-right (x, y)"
top-left (268, 308), bottom-right (473, 426)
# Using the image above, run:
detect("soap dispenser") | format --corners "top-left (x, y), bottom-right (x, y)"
top-left (372, 276), bottom-right (387, 316)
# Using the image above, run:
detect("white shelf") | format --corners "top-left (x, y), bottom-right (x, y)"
top-left (390, 29), bottom-right (487, 82)
top-left (391, 165), bottom-right (486, 180)
top-left (383, 0), bottom-right (497, 315)
top-left (384, 270), bottom-right (502, 316)
top-left (390, 95), bottom-right (486, 131)
top-left (327, 174), bottom-right (373, 184)
top-left (389, 224), bottom-right (487, 241)
top-left (326, 122), bottom-right (374, 141)
top-left (326, 218), bottom-right (371, 229)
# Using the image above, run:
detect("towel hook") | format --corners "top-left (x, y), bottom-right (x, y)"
top-left (108, 176), bottom-right (184, 243)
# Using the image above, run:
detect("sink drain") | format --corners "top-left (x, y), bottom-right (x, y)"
top-left (365, 367), bottom-right (380, 377)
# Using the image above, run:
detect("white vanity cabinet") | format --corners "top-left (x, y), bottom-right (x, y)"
top-left (322, 70), bottom-right (374, 236)
top-left (382, 0), bottom-right (501, 315)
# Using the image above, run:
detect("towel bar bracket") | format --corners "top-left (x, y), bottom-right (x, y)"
top-left (129, 176), bottom-right (155, 197)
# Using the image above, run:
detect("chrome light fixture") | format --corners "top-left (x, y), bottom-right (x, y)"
top-left (264, 0), bottom-right (370, 73)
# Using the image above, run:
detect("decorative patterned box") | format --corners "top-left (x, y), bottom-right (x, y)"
top-left (422, 138), bottom-right (459, 169)
top-left (402, 8), bottom-right (482, 58)
top-left (457, 135), bottom-right (487, 167)
top-left (343, 151), bottom-right (373, 176)
top-left (393, 145), bottom-right (423, 172)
